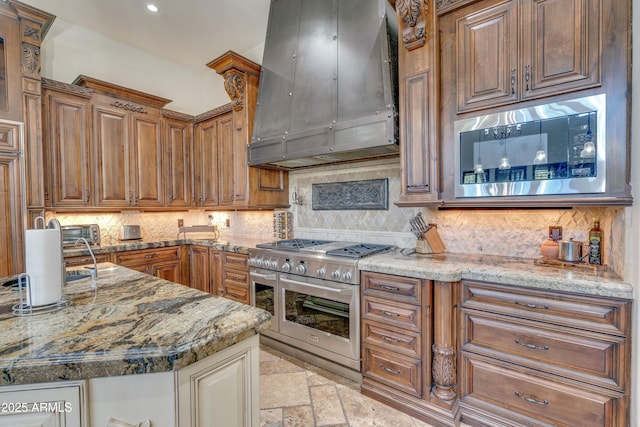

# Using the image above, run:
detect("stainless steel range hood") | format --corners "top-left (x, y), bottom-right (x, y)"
top-left (249, 0), bottom-right (399, 169)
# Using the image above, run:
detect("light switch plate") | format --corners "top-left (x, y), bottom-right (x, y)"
top-left (178, 219), bottom-right (184, 227)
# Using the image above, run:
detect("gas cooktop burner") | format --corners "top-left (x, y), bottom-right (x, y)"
top-left (325, 243), bottom-right (392, 259)
top-left (256, 239), bottom-right (332, 251)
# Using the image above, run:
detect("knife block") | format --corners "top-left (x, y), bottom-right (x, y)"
top-left (415, 225), bottom-right (446, 254)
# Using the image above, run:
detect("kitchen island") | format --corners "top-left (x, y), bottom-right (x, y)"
top-left (0, 263), bottom-right (270, 427)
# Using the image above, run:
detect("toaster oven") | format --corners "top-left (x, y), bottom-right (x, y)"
top-left (61, 224), bottom-right (101, 247)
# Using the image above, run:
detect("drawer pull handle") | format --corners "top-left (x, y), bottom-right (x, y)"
top-left (515, 339), bottom-right (549, 351)
top-left (381, 335), bottom-right (402, 343)
top-left (514, 391), bottom-right (548, 406)
top-left (379, 285), bottom-right (401, 291)
top-left (381, 310), bottom-right (401, 317)
top-left (514, 301), bottom-right (549, 310)
top-left (379, 364), bottom-right (401, 375)
top-left (228, 292), bottom-right (243, 298)
top-left (144, 254), bottom-right (157, 259)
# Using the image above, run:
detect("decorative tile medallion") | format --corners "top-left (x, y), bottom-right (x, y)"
top-left (312, 179), bottom-right (388, 210)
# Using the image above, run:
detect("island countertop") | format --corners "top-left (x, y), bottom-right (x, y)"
top-left (0, 263), bottom-right (271, 386)
top-left (358, 249), bottom-right (634, 300)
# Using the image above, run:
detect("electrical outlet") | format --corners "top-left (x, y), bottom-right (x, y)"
top-left (178, 219), bottom-right (184, 227)
top-left (549, 226), bottom-right (562, 241)
top-left (225, 218), bottom-right (230, 228)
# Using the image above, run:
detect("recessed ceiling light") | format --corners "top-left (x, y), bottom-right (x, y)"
top-left (147, 4), bottom-right (159, 13)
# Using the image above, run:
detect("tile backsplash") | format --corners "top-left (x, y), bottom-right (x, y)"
top-left (49, 158), bottom-right (627, 274)
top-left (289, 159), bottom-right (626, 273)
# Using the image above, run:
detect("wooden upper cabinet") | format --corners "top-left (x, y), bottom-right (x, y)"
top-left (193, 113), bottom-right (223, 208)
top-left (0, 152), bottom-right (24, 276)
top-left (92, 103), bottom-right (131, 207)
top-left (131, 114), bottom-right (163, 208)
top-left (217, 113), bottom-right (234, 206)
top-left (163, 113), bottom-right (193, 209)
top-left (42, 83), bottom-right (93, 207)
top-left (74, 75), bottom-right (171, 209)
top-left (0, 12), bottom-right (21, 122)
top-left (456, 0), bottom-right (601, 113)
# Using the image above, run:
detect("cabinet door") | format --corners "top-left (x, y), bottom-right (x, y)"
top-left (131, 115), bottom-right (163, 207)
top-left (164, 118), bottom-right (192, 208)
top-left (189, 245), bottom-right (210, 293)
top-left (0, 153), bottom-right (23, 276)
top-left (218, 113), bottom-right (235, 206)
top-left (44, 92), bottom-right (92, 207)
top-left (456, 0), bottom-right (519, 112)
top-left (210, 250), bottom-right (222, 296)
top-left (152, 260), bottom-right (182, 284)
top-left (193, 119), bottom-right (219, 207)
top-left (93, 105), bottom-right (131, 207)
top-left (520, 0), bottom-right (601, 100)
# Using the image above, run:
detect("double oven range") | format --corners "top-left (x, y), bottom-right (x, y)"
top-left (248, 239), bottom-right (392, 372)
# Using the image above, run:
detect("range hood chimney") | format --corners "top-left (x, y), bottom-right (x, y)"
top-left (249, 0), bottom-right (399, 169)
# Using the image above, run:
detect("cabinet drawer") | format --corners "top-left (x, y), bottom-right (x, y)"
top-left (363, 320), bottom-right (421, 358)
top-left (463, 310), bottom-right (626, 391)
top-left (115, 247), bottom-right (181, 266)
top-left (222, 252), bottom-right (248, 269)
top-left (362, 296), bottom-right (421, 331)
top-left (65, 253), bottom-right (111, 267)
top-left (363, 346), bottom-right (422, 398)
top-left (223, 283), bottom-right (250, 304)
top-left (362, 272), bottom-right (421, 304)
top-left (461, 280), bottom-right (629, 336)
top-left (461, 354), bottom-right (622, 427)
top-left (222, 269), bottom-right (248, 287)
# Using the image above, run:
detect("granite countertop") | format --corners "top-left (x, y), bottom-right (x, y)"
top-left (358, 249), bottom-right (633, 300)
top-left (0, 263), bottom-right (271, 386)
top-left (63, 237), bottom-right (265, 257)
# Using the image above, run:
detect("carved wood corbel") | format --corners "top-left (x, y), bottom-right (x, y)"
top-left (223, 70), bottom-right (246, 111)
top-left (395, 0), bottom-right (429, 50)
top-left (22, 43), bottom-right (40, 74)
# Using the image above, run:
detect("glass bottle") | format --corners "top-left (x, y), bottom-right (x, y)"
top-left (588, 218), bottom-right (602, 265)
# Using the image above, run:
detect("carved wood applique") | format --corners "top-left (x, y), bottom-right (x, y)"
top-left (23, 25), bottom-right (40, 41)
top-left (22, 43), bottom-right (40, 74)
top-left (432, 344), bottom-right (457, 400)
top-left (110, 101), bottom-right (148, 114)
top-left (396, 0), bottom-right (429, 50)
top-left (223, 70), bottom-right (245, 111)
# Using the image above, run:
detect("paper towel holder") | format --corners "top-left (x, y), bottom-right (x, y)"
top-left (12, 273), bottom-right (70, 317)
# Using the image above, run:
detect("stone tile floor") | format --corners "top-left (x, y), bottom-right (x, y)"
top-left (259, 345), bottom-right (433, 427)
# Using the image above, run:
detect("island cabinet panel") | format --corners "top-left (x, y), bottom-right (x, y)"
top-left (0, 381), bottom-right (85, 427)
top-left (177, 334), bottom-right (260, 427)
top-left (163, 115), bottom-right (192, 208)
top-left (361, 271), bottom-right (447, 424)
top-left (459, 280), bottom-right (631, 426)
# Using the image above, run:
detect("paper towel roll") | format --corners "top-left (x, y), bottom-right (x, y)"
top-left (25, 228), bottom-right (64, 306)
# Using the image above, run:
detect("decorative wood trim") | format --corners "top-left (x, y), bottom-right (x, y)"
top-left (41, 78), bottom-right (94, 98)
top-left (72, 75), bottom-right (172, 107)
top-left (110, 100), bottom-right (148, 114)
top-left (23, 24), bottom-right (39, 41)
top-left (162, 109), bottom-right (195, 122)
top-left (436, 0), bottom-right (476, 15)
top-left (396, 0), bottom-right (429, 50)
top-left (207, 51), bottom-right (261, 112)
top-left (432, 280), bottom-right (457, 401)
top-left (21, 42), bottom-right (39, 74)
top-left (194, 103), bottom-right (233, 123)
top-left (223, 70), bottom-right (246, 111)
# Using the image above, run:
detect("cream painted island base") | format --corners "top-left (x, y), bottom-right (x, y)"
top-left (0, 264), bottom-right (269, 427)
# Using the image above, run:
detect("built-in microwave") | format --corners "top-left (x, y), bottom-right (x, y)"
top-left (454, 94), bottom-right (606, 198)
top-left (61, 224), bottom-right (101, 247)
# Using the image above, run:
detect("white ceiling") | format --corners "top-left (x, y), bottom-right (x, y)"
top-left (21, 0), bottom-right (271, 70)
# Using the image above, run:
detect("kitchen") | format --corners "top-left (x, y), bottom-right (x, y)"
top-left (0, 0), bottom-right (637, 426)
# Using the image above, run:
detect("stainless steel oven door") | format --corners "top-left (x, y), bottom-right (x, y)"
top-left (279, 273), bottom-right (360, 369)
top-left (250, 268), bottom-right (279, 336)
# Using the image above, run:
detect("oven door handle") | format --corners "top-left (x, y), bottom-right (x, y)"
top-left (250, 271), bottom-right (277, 282)
top-left (281, 278), bottom-right (352, 296)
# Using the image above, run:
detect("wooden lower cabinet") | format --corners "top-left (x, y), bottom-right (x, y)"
top-left (64, 253), bottom-right (112, 268)
top-left (114, 247), bottom-right (182, 284)
top-left (220, 252), bottom-right (250, 304)
top-left (459, 280), bottom-right (631, 427)
top-left (188, 245), bottom-right (211, 293)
